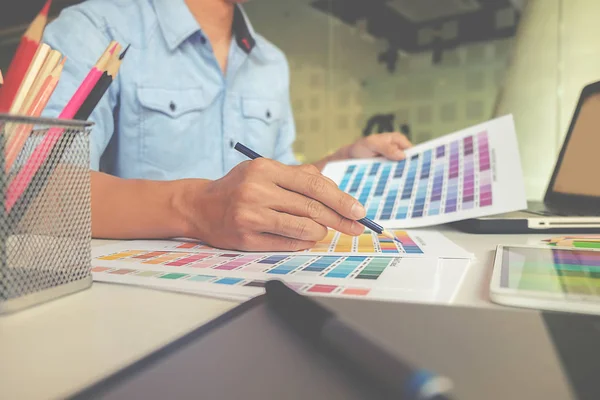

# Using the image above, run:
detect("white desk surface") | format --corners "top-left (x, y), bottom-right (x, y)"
top-left (0, 227), bottom-right (549, 400)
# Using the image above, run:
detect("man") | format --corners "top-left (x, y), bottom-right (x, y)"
top-left (43, 0), bottom-right (411, 251)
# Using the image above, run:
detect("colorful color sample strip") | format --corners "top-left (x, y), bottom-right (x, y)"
top-left (150, 230), bottom-right (471, 259)
top-left (97, 249), bottom-right (399, 281)
top-left (322, 115), bottom-right (527, 228)
top-left (308, 230), bottom-right (422, 254)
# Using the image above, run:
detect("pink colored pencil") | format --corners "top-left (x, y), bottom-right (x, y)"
top-left (6, 42), bottom-right (120, 211)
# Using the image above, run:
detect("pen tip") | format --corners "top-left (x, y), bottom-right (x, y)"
top-left (119, 44), bottom-right (131, 60)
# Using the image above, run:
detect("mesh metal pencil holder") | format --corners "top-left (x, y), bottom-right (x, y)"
top-left (0, 114), bottom-right (92, 314)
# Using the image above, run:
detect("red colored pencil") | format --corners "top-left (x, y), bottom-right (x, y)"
top-left (0, 0), bottom-right (52, 112)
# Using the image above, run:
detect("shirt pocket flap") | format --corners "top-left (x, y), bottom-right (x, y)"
top-left (242, 98), bottom-right (282, 124)
top-left (137, 87), bottom-right (211, 118)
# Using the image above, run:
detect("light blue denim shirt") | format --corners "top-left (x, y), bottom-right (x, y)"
top-left (42, 0), bottom-right (298, 180)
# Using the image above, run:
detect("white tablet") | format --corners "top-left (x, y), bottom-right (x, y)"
top-left (490, 245), bottom-right (600, 315)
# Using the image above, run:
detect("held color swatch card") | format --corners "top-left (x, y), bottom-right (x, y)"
top-left (91, 242), bottom-right (470, 303)
top-left (124, 230), bottom-right (472, 259)
top-left (323, 115), bottom-right (526, 228)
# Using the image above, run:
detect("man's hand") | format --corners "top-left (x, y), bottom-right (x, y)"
top-left (346, 132), bottom-right (412, 160)
top-left (179, 159), bottom-right (367, 252)
top-left (313, 132), bottom-right (412, 170)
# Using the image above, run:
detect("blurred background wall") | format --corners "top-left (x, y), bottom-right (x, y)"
top-left (2, 0), bottom-right (599, 200)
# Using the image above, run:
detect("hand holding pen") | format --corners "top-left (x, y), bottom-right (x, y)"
top-left (234, 143), bottom-right (401, 242)
top-left (181, 147), bottom-right (370, 252)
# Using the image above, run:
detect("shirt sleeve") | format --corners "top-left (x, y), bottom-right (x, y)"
top-left (273, 58), bottom-right (300, 166)
top-left (42, 7), bottom-right (119, 171)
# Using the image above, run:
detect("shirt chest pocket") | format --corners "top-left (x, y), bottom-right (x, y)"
top-left (241, 97), bottom-right (283, 159)
top-left (137, 87), bottom-right (216, 173)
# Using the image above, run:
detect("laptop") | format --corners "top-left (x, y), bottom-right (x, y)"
top-left (455, 80), bottom-right (600, 234)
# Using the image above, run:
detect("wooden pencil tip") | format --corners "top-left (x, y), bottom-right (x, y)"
top-left (40, 0), bottom-right (53, 17)
top-left (109, 42), bottom-right (120, 54)
top-left (0, 69), bottom-right (3, 85)
top-left (119, 44), bottom-right (131, 60)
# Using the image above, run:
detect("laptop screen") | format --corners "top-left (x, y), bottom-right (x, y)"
top-left (552, 92), bottom-right (600, 197)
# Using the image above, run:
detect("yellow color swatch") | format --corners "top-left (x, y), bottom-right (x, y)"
top-left (334, 233), bottom-right (354, 253)
top-left (311, 230), bottom-right (337, 252)
top-left (357, 233), bottom-right (375, 253)
top-left (98, 250), bottom-right (145, 261)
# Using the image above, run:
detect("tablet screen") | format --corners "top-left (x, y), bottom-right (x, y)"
top-left (501, 247), bottom-right (600, 298)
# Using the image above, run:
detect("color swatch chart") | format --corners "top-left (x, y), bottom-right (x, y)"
top-left (503, 247), bottom-right (600, 297)
top-left (96, 249), bottom-right (401, 281)
top-left (150, 230), bottom-right (471, 259)
top-left (323, 115), bottom-right (527, 228)
top-left (309, 230), bottom-right (422, 254)
top-left (91, 241), bottom-right (455, 303)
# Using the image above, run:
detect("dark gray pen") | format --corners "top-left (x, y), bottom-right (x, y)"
top-left (265, 280), bottom-right (454, 400)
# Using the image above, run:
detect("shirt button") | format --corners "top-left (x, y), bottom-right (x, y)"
top-left (169, 102), bottom-right (176, 112)
top-left (266, 110), bottom-right (271, 119)
top-left (229, 140), bottom-right (234, 148)
top-left (200, 36), bottom-right (207, 45)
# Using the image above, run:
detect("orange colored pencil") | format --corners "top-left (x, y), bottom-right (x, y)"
top-left (8, 43), bottom-right (51, 117)
top-left (0, 0), bottom-right (52, 112)
top-left (19, 49), bottom-right (61, 115)
top-left (5, 58), bottom-right (66, 171)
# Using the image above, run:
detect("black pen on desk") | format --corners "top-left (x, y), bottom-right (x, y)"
top-left (265, 280), bottom-right (454, 400)
top-left (234, 142), bottom-right (402, 243)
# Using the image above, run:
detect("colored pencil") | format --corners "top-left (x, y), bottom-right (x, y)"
top-left (7, 43), bottom-right (51, 117)
top-left (6, 45), bottom-right (127, 225)
top-left (5, 57), bottom-right (66, 171)
top-left (75, 44), bottom-right (128, 120)
top-left (19, 49), bottom-right (61, 115)
top-left (3, 49), bottom-right (61, 144)
top-left (550, 239), bottom-right (600, 248)
top-left (233, 142), bottom-right (402, 243)
top-left (0, 70), bottom-right (3, 86)
top-left (5, 41), bottom-right (121, 212)
top-left (0, 0), bottom-right (52, 112)
top-left (545, 235), bottom-right (600, 244)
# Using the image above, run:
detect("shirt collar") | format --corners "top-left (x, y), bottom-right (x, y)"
top-left (152, 0), bottom-right (257, 55)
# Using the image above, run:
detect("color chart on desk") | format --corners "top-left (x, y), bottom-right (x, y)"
top-left (323, 115), bottom-right (526, 228)
top-left (92, 242), bottom-right (469, 303)
top-left (134, 230), bottom-right (471, 259)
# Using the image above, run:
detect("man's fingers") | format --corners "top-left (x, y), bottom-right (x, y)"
top-left (262, 210), bottom-right (329, 242)
top-left (275, 166), bottom-right (366, 221)
top-left (268, 190), bottom-right (365, 236)
top-left (299, 163), bottom-right (338, 186)
top-left (366, 133), bottom-right (409, 161)
top-left (238, 232), bottom-right (316, 252)
top-left (389, 132), bottom-right (412, 149)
